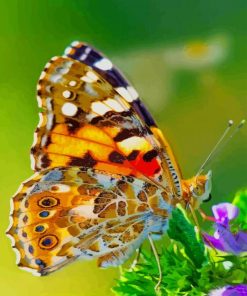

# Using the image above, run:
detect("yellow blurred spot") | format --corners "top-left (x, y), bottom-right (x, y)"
top-left (185, 42), bottom-right (209, 58)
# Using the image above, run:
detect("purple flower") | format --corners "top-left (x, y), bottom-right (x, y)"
top-left (209, 284), bottom-right (247, 296)
top-left (203, 203), bottom-right (247, 254)
top-left (212, 203), bottom-right (239, 227)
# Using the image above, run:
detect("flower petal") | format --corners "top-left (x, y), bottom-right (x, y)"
top-left (203, 233), bottom-right (226, 251)
top-left (212, 203), bottom-right (239, 226)
top-left (223, 284), bottom-right (247, 296)
top-left (209, 286), bottom-right (228, 296)
top-left (209, 285), bottom-right (247, 296)
top-left (204, 224), bottom-right (244, 254)
top-left (235, 231), bottom-right (247, 252)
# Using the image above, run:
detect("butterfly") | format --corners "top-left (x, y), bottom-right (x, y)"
top-left (7, 41), bottom-right (212, 278)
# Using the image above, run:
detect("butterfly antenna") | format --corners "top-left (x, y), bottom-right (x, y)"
top-left (196, 119), bottom-right (234, 177)
top-left (219, 119), bottom-right (246, 152)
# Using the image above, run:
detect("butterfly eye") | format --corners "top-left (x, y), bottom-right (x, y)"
top-left (38, 197), bottom-right (59, 208)
top-left (190, 185), bottom-right (200, 197)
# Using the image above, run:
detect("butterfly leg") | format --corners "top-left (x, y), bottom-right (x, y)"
top-left (129, 246), bottom-right (142, 270)
top-left (189, 203), bottom-right (202, 234)
top-left (189, 205), bottom-right (218, 255)
top-left (198, 208), bottom-right (216, 222)
top-left (148, 233), bottom-right (162, 292)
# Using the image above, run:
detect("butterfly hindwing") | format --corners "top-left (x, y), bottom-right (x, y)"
top-left (7, 167), bottom-right (171, 275)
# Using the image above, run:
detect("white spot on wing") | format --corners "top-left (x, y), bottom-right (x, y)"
top-left (91, 101), bottom-right (111, 115)
top-left (71, 41), bottom-right (80, 47)
top-left (63, 90), bottom-right (72, 99)
top-left (81, 76), bottom-right (92, 83)
top-left (69, 80), bottom-right (77, 87)
top-left (37, 112), bottom-right (43, 127)
top-left (56, 61), bottom-right (73, 75)
top-left (86, 112), bottom-right (97, 121)
top-left (37, 155), bottom-right (44, 168)
top-left (87, 71), bottom-right (98, 82)
top-left (12, 246), bottom-right (21, 264)
top-left (84, 83), bottom-right (98, 96)
top-left (37, 94), bottom-right (42, 108)
top-left (30, 153), bottom-right (35, 170)
top-left (45, 85), bottom-right (52, 93)
top-left (85, 47), bottom-right (91, 54)
top-left (46, 97), bottom-right (53, 111)
top-left (79, 47), bottom-right (91, 61)
top-left (45, 62), bottom-right (51, 69)
top-left (95, 172), bottom-right (117, 188)
top-left (50, 73), bottom-right (62, 83)
top-left (94, 58), bottom-right (113, 70)
top-left (47, 113), bottom-right (54, 130)
top-left (104, 98), bottom-right (125, 112)
top-left (51, 56), bottom-right (59, 62)
top-left (20, 266), bottom-right (42, 277)
top-left (127, 86), bottom-right (139, 100)
top-left (40, 71), bottom-right (46, 79)
top-left (80, 71), bottom-right (99, 83)
top-left (116, 87), bottom-right (133, 102)
top-left (64, 46), bottom-right (72, 55)
top-left (61, 102), bottom-right (78, 116)
top-left (41, 135), bottom-right (48, 147)
top-left (51, 184), bottom-right (70, 192)
top-left (69, 205), bottom-right (98, 219)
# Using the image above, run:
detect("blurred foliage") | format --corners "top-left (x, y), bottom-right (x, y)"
top-left (113, 202), bottom-right (247, 295)
top-left (232, 189), bottom-right (247, 231)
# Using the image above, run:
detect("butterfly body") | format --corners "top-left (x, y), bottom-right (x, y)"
top-left (7, 41), bottom-right (211, 276)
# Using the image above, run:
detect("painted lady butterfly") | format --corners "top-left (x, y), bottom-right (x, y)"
top-left (7, 42), bottom-right (212, 278)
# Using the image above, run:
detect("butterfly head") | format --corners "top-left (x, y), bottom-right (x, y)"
top-left (183, 170), bottom-right (212, 209)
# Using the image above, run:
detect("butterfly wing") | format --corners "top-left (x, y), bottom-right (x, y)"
top-left (7, 167), bottom-right (170, 275)
top-left (65, 41), bottom-right (183, 195)
top-left (32, 54), bottom-right (178, 191)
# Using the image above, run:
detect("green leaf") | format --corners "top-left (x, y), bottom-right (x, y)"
top-left (113, 244), bottom-right (247, 295)
top-left (232, 189), bottom-right (247, 230)
top-left (167, 207), bottom-right (206, 268)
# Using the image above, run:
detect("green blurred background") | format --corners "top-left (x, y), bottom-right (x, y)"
top-left (0, 1), bottom-right (246, 295)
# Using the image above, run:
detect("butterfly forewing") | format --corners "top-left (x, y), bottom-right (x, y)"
top-left (64, 41), bottom-right (183, 195)
top-left (32, 55), bottom-right (174, 189)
